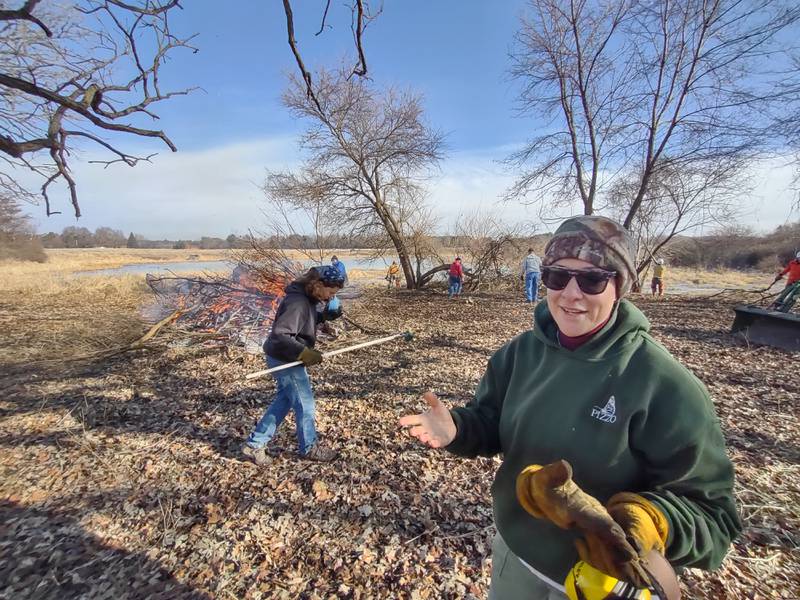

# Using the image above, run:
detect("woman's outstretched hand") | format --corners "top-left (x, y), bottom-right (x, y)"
top-left (398, 391), bottom-right (457, 448)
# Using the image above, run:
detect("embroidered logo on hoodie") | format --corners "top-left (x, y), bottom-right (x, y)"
top-left (591, 396), bottom-right (617, 423)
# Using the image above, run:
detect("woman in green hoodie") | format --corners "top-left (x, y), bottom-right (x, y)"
top-left (399, 215), bottom-right (741, 599)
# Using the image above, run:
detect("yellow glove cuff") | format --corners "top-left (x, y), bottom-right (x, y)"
top-left (607, 492), bottom-right (669, 554)
top-left (515, 464), bottom-right (545, 518)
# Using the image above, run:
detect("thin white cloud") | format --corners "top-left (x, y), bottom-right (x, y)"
top-left (24, 137), bottom-right (299, 239)
top-left (21, 140), bottom-right (798, 239)
top-left (427, 148), bottom-right (535, 231)
top-left (743, 157), bottom-right (799, 232)
top-left (430, 151), bottom-right (800, 235)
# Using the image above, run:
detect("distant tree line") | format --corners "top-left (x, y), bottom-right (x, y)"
top-left (28, 225), bottom-right (547, 253)
top-left (38, 229), bottom-right (254, 250)
top-left (667, 223), bottom-right (800, 271)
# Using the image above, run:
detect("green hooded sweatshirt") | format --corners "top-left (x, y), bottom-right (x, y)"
top-left (447, 299), bottom-right (741, 584)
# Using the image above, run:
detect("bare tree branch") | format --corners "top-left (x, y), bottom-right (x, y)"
top-left (350, 0), bottom-right (368, 78)
top-left (451, 210), bottom-right (526, 290)
top-left (608, 157), bottom-right (746, 286)
top-left (315, 0), bottom-right (332, 36)
top-left (508, 0), bottom-right (800, 232)
top-left (0, 0), bottom-right (198, 217)
top-left (282, 1), bottom-right (377, 109)
top-left (0, 0), bottom-right (52, 36)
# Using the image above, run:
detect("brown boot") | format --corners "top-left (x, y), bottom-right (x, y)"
top-left (303, 443), bottom-right (338, 462)
top-left (241, 444), bottom-right (269, 465)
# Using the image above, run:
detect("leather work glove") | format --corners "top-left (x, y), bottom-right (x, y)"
top-left (516, 460), bottom-right (653, 587)
top-left (298, 347), bottom-right (323, 367)
top-left (576, 493), bottom-right (669, 588)
top-left (607, 493), bottom-right (669, 556)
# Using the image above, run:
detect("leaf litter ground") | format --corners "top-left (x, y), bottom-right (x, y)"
top-left (1, 289), bottom-right (798, 599)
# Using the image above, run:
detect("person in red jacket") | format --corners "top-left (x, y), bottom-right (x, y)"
top-left (770, 251), bottom-right (800, 312)
top-left (773, 251), bottom-right (800, 287)
top-left (448, 257), bottom-right (464, 298)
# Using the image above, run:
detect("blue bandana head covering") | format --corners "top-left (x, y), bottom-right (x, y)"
top-left (316, 265), bottom-right (345, 286)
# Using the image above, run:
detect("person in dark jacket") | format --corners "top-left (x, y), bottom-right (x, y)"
top-left (399, 216), bottom-right (741, 599)
top-left (242, 266), bottom-right (344, 464)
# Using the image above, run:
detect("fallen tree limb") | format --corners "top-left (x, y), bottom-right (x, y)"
top-left (134, 308), bottom-right (186, 346)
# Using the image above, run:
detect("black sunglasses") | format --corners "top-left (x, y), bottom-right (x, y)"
top-left (541, 266), bottom-right (616, 295)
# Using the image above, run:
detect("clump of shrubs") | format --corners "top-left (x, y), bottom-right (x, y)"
top-left (0, 194), bottom-right (48, 263)
top-left (0, 235), bottom-right (47, 263)
top-left (667, 222), bottom-right (799, 270)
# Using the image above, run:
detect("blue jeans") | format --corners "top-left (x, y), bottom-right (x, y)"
top-left (448, 275), bottom-right (462, 297)
top-left (247, 355), bottom-right (317, 454)
top-left (525, 271), bottom-right (540, 302)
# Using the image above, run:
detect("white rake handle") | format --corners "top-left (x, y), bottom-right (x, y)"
top-left (244, 331), bottom-right (409, 380)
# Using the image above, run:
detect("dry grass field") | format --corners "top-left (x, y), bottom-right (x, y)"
top-left (667, 267), bottom-right (771, 290)
top-left (6, 248), bottom-right (232, 274)
top-left (0, 274), bottom-right (148, 368)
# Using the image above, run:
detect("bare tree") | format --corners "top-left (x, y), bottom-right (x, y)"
top-left (396, 204), bottom-right (446, 288)
top-left (508, 0), bottom-right (800, 228)
top-left (452, 210), bottom-right (526, 290)
top-left (1, 1), bottom-right (379, 219)
top-left (264, 68), bottom-right (445, 289)
top-left (607, 159), bottom-right (744, 284)
top-left (93, 226), bottom-right (126, 247)
top-left (775, 55), bottom-right (800, 214)
top-left (0, 1), bottom-right (199, 216)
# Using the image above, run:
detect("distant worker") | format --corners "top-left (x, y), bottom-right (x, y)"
top-left (330, 255), bottom-right (348, 284)
top-left (651, 258), bottom-right (666, 297)
top-left (328, 255), bottom-right (348, 324)
top-left (386, 260), bottom-right (401, 290)
top-left (448, 257), bottom-right (464, 299)
top-left (521, 247), bottom-right (542, 303)
top-left (770, 251), bottom-right (800, 312)
top-left (773, 251), bottom-right (800, 288)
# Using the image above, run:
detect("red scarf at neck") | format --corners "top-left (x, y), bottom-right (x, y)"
top-left (558, 316), bottom-right (611, 351)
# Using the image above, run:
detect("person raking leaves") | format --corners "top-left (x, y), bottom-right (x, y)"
top-left (399, 215), bottom-right (741, 599)
top-left (242, 266), bottom-right (344, 464)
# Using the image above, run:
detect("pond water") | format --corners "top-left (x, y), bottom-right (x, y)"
top-left (80, 260), bottom-right (235, 276)
top-left (78, 256), bottom-right (401, 277)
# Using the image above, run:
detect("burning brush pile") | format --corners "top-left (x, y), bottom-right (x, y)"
top-left (143, 261), bottom-right (301, 353)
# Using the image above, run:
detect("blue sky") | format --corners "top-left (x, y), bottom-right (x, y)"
top-left (23, 0), bottom-right (799, 238)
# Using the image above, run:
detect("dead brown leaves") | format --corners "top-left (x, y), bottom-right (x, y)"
top-left (0, 288), bottom-right (797, 598)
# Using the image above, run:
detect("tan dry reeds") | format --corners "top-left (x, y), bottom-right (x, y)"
top-left (0, 273), bottom-right (149, 366)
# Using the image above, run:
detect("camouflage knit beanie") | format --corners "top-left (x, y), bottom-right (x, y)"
top-left (543, 215), bottom-right (637, 296)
